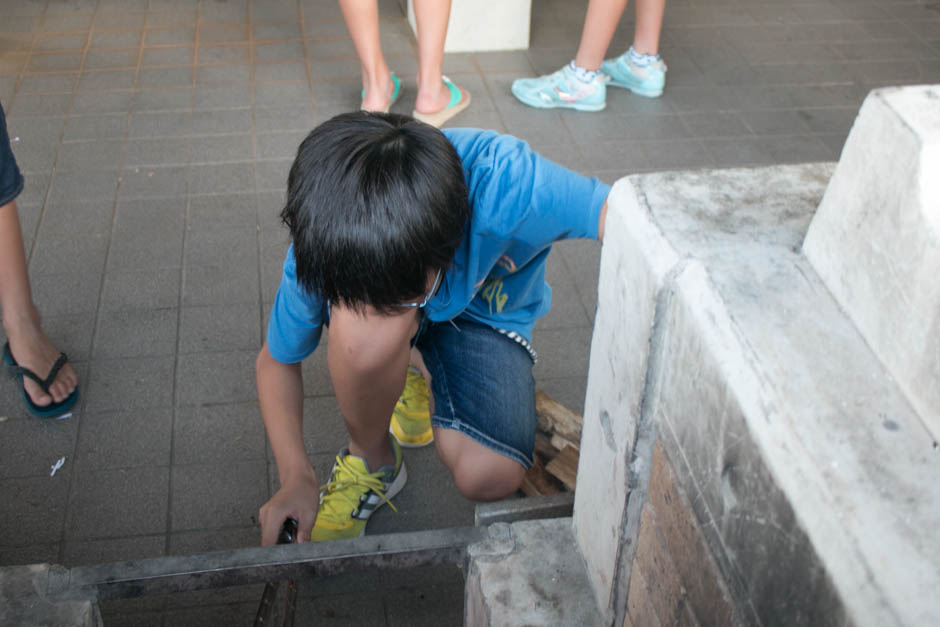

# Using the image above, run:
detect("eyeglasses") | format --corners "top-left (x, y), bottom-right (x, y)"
top-left (395, 268), bottom-right (442, 309)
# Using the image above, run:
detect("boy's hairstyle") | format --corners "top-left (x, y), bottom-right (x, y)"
top-left (281, 111), bottom-right (470, 313)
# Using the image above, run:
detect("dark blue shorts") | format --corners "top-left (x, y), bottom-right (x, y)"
top-left (415, 316), bottom-right (537, 469)
top-left (0, 102), bottom-right (24, 207)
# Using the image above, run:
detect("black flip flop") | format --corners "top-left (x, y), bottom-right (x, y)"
top-left (2, 341), bottom-right (78, 418)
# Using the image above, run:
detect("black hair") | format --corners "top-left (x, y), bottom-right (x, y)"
top-left (281, 111), bottom-right (470, 313)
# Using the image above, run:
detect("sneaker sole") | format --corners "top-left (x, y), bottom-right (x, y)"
top-left (389, 421), bottom-right (434, 448)
top-left (511, 86), bottom-right (606, 112)
top-left (606, 79), bottom-right (663, 98)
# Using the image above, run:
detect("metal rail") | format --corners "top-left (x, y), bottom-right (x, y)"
top-left (44, 494), bottom-right (573, 612)
top-left (47, 526), bottom-right (491, 602)
top-left (474, 492), bottom-right (574, 526)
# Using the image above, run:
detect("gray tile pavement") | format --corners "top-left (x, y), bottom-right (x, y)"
top-left (0, 0), bottom-right (937, 623)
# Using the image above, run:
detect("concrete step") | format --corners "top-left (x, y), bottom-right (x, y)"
top-left (466, 517), bottom-right (602, 626)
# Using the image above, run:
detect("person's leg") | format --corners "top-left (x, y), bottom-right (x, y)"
top-left (573, 0), bottom-right (631, 71)
top-left (338, 0), bottom-right (396, 111)
top-left (435, 428), bottom-right (527, 500)
top-left (0, 199), bottom-right (78, 407)
top-left (0, 100), bottom-right (77, 410)
top-left (416, 319), bottom-right (535, 501)
top-left (511, 0), bottom-right (629, 112)
top-left (601, 0), bottom-right (667, 97)
top-left (632, 0), bottom-right (665, 55)
top-left (306, 303), bottom-right (418, 541)
top-left (409, 0), bottom-right (470, 126)
top-left (411, 0), bottom-right (451, 114)
top-left (326, 303), bottom-right (419, 471)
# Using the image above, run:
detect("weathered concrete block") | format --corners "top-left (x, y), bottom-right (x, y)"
top-left (804, 85), bottom-right (940, 439)
top-left (639, 163), bottom-right (939, 626)
top-left (465, 518), bottom-right (602, 626)
top-left (0, 564), bottom-right (101, 626)
top-left (656, 259), bottom-right (854, 626)
top-left (574, 178), bottom-right (680, 622)
top-left (583, 160), bottom-right (939, 626)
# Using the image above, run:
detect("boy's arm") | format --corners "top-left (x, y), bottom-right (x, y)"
top-left (256, 342), bottom-right (319, 546)
top-left (598, 199), bottom-right (608, 243)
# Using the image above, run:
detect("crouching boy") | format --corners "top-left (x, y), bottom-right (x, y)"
top-left (257, 111), bottom-right (609, 546)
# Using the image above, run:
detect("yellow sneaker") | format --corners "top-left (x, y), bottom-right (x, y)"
top-left (310, 439), bottom-right (407, 541)
top-left (389, 368), bottom-right (434, 448)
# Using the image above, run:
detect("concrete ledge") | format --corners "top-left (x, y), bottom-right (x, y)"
top-left (581, 161), bottom-right (940, 626)
top-left (0, 564), bottom-right (101, 626)
top-left (804, 85), bottom-right (940, 440)
top-left (465, 518), bottom-right (602, 626)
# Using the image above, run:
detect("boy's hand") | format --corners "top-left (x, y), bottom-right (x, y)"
top-left (259, 471), bottom-right (319, 546)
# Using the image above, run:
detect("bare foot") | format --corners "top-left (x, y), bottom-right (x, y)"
top-left (4, 314), bottom-right (77, 407)
top-left (361, 73), bottom-right (396, 112)
top-left (414, 80), bottom-right (455, 115)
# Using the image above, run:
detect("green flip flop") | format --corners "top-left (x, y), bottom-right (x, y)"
top-left (412, 76), bottom-right (471, 128)
top-left (361, 72), bottom-right (402, 113)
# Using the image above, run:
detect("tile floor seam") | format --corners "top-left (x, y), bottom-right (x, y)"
top-left (161, 0), bottom-right (205, 557)
top-left (53, 3), bottom-right (112, 566)
top-left (250, 0), bottom-right (276, 506)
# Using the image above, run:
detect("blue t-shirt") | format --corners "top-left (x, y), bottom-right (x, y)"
top-left (267, 128), bottom-right (611, 364)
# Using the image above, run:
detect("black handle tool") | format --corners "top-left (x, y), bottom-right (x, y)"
top-left (254, 518), bottom-right (299, 627)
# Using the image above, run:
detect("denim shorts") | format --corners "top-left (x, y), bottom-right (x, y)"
top-left (0, 102), bottom-right (24, 207)
top-left (415, 316), bottom-right (537, 469)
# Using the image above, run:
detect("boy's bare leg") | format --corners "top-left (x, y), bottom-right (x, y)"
top-left (0, 199), bottom-right (77, 406)
top-left (339, 0), bottom-right (395, 111)
top-left (327, 304), bottom-right (419, 470)
top-left (412, 0), bottom-right (452, 115)
top-left (409, 347), bottom-right (526, 501)
top-left (329, 305), bottom-right (524, 499)
top-left (573, 0), bottom-right (631, 70)
top-left (434, 428), bottom-right (526, 500)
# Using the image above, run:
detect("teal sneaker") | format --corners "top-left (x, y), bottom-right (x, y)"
top-left (511, 64), bottom-right (606, 112)
top-left (601, 51), bottom-right (667, 98)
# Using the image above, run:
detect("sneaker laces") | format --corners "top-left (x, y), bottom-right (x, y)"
top-left (318, 454), bottom-right (398, 524)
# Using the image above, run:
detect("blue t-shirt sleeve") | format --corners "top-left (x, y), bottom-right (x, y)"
top-left (518, 145), bottom-right (609, 242)
top-left (450, 130), bottom-right (610, 244)
top-left (266, 245), bottom-right (324, 364)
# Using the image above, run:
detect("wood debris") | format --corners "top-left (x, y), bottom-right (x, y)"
top-left (535, 391), bottom-right (582, 445)
top-left (545, 445), bottom-right (579, 491)
top-left (521, 391), bottom-right (584, 496)
top-left (521, 457), bottom-right (564, 497)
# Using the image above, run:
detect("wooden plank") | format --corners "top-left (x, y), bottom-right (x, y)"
top-left (534, 431), bottom-right (560, 461)
top-left (520, 457), bottom-right (563, 496)
top-left (544, 445), bottom-right (579, 491)
top-left (550, 433), bottom-right (579, 452)
top-left (535, 391), bottom-right (583, 444)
